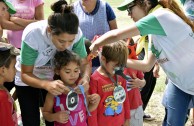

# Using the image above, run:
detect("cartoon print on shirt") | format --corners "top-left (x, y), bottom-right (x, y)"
top-left (104, 96), bottom-right (122, 116)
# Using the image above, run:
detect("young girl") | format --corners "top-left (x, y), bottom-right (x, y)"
top-left (43, 49), bottom-right (100, 126)
top-left (88, 41), bottom-right (130, 126)
top-left (0, 42), bottom-right (20, 126)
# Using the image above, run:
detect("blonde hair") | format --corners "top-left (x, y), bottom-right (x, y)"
top-left (158, 0), bottom-right (194, 31)
top-left (101, 40), bottom-right (129, 67)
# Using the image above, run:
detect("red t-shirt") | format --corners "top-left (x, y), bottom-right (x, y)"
top-left (0, 90), bottom-right (17, 126)
top-left (124, 68), bottom-right (144, 110)
top-left (88, 71), bottom-right (130, 126)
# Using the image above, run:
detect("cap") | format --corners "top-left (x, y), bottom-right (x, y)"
top-left (3, 0), bottom-right (16, 14)
top-left (117, 0), bottom-right (134, 11)
top-left (0, 42), bottom-right (20, 55)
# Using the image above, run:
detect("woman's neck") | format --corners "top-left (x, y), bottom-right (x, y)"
top-left (81, 0), bottom-right (97, 13)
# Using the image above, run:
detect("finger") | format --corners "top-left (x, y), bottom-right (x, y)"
top-left (56, 80), bottom-right (64, 84)
top-left (50, 90), bottom-right (60, 96)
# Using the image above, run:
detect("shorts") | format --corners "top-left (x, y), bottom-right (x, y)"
top-left (130, 106), bottom-right (144, 126)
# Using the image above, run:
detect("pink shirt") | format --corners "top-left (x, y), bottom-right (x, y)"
top-left (54, 94), bottom-right (87, 126)
top-left (7, 0), bottom-right (44, 48)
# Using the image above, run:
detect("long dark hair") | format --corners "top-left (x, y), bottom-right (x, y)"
top-left (48, 0), bottom-right (79, 35)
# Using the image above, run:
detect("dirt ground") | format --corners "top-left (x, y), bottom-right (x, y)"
top-left (143, 92), bottom-right (193, 126)
top-left (16, 91), bottom-right (193, 126)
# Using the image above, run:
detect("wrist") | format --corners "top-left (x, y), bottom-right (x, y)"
top-left (82, 74), bottom-right (90, 82)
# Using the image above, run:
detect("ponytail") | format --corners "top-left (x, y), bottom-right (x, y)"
top-left (159, 0), bottom-right (194, 32)
top-left (48, 0), bottom-right (79, 35)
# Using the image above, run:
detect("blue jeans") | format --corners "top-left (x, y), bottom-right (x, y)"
top-left (162, 81), bottom-right (194, 126)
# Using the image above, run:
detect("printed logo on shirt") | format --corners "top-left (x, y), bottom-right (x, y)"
top-left (102, 82), bottom-right (122, 92)
top-left (151, 44), bottom-right (162, 59)
top-left (68, 96), bottom-right (86, 125)
top-left (157, 58), bottom-right (169, 64)
top-left (104, 96), bottom-right (123, 116)
top-left (43, 47), bottom-right (54, 56)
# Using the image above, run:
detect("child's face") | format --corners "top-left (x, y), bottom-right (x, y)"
top-left (104, 61), bottom-right (119, 75)
top-left (58, 62), bottom-right (80, 86)
top-left (3, 58), bottom-right (16, 82)
top-left (0, 2), bottom-right (8, 17)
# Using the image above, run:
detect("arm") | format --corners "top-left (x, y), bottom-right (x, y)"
top-left (90, 24), bottom-right (140, 53)
top-left (126, 51), bottom-right (157, 72)
top-left (1, 12), bottom-right (24, 30)
top-left (43, 93), bottom-right (69, 123)
top-left (21, 42), bottom-right (66, 96)
top-left (72, 36), bottom-right (92, 93)
top-left (88, 93), bottom-right (100, 112)
top-left (0, 25), bottom-right (2, 37)
top-left (153, 62), bottom-right (160, 78)
top-left (106, 2), bottom-right (117, 30)
top-left (108, 19), bottom-right (117, 30)
top-left (21, 65), bottom-right (66, 96)
top-left (10, 3), bottom-right (44, 27)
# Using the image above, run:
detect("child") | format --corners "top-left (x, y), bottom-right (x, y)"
top-left (0, 0), bottom-right (16, 42)
top-left (0, 42), bottom-right (20, 126)
top-left (88, 40), bottom-right (130, 126)
top-left (124, 38), bottom-right (146, 126)
top-left (43, 49), bottom-right (100, 126)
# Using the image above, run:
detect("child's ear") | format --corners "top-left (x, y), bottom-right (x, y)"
top-left (101, 55), bottom-right (106, 63)
top-left (0, 66), bottom-right (6, 76)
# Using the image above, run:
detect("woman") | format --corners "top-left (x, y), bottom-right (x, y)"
top-left (16, 0), bottom-right (91, 126)
top-left (73, 0), bottom-right (117, 72)
top-left (89, 0), bottom-right (194, 125)
top-left (6, 0), bottom-right (44, 48)
top-left (73, 0), bottom-right (117, 41)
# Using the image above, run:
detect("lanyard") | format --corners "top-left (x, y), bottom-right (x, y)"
top-left (102, 65), bottom-right (118, 87)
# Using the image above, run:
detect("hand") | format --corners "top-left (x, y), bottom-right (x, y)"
top-left (127, 74), bottom-right (145, 88)
top-left (123, 119), bottom-right (129, 126)
top-left (153, 63), bottom-right (160, 78)
top-left (54, 111), bottom-right (69, 124)
top-left (88, 93), bottom-right (100, 104)
top-left (74, 76), bottom-right (89, 94)
top-left (45, 80), bottom-right (66, 96)
top-left (89, 43), bottom-right (99, 56)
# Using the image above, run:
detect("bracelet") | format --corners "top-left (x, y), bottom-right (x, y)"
top-left (83, 74), bottom-right (90, 82)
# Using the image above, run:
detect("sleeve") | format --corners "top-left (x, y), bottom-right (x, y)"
top-left (105, 2), bottom-right (116, 21)
top-left (21, 41), bottom-right (38, 65)
top-left (88, 77), bottom-right (98, 126)
top-left (34, 0), bottom-right (44, 7)
top-left (122, 79), bottom-right (130, 119)
top-left (72, 36), bottom-right (87, 58)
top-left (0, 92), bottom-right (15, 126)
top-left (135, 14), bottom-right (166, 36)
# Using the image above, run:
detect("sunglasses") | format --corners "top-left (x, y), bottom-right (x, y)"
top-left (127, 3), bottom-right (136, 14)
